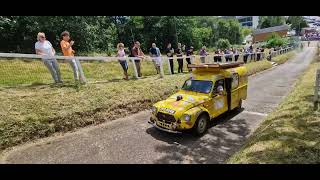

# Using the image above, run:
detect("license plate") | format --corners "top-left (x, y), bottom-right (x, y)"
top-left (156, 120), bottom-right (172, 129)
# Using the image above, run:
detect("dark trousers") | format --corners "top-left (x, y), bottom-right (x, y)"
top-left (225, 57), bottom-right (232, 62)
top-left (168, 58), bottom-right (174, 74)
top-left (243, 55), bottom-right (248, 64)
top-left (214, 56), bottom-right (222, 62)
top-left (234, 55), bottom-right (239, 62)
top-left (250, 53), bottom-right (255, 61)
top-left (186, 58), bottom-right (191, 64)
top-left (134, 60), bottom-right (142, 77)
top-left (177, 58), bottom-right (183, 73)
top-left (257, 54), bottom-right (261, 61)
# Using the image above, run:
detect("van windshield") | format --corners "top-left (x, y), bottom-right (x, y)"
top-left (182, 80), bottom-right (213, 94)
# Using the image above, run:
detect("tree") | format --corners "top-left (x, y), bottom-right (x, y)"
top-left (266, 33), bottom-right (288, 48)
top-left (192, 27), bottom-right (212, 49)
top-left (216, 39), bottom-right (231, 49)
top-left (241, 27), bottom-right (252, 37)
top-left (286, 16), bottom-right (308, 35)
top-left (258, 16), bottom-right (286, 28)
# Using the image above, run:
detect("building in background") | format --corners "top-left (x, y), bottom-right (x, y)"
top-left (236, 16), bottom-right (259, 29)
top-left (220, 16), bottom-right (259, 29)
top-left (252, 24), bottom-right (290, 42)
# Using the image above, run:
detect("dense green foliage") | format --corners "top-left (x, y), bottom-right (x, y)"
top-left (286, 16), bottom-right (308, 35)
top-left (258, 16), bottom-right (286, 29)
top-left (0, 16), bottom-right (245, 54)
top-left (266, 33), bottom-right (288, 48)
top-left (216, 39), bottom-right (231, 49)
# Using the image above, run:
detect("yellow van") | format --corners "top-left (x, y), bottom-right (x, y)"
top-left (148, 62), bottom-right (248, 136)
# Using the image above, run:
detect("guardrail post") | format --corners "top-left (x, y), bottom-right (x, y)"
top-left (159, 57), bottom-right (164, 78)
top-left (130, 58), bottom-right (139, 79)
top-left (167, 57), bottom-right (172, 75)
top-left (76, 57), bottom-right (87, 84)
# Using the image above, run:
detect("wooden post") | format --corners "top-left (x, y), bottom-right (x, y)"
top-left (314, 69), bottom-right (320, 110)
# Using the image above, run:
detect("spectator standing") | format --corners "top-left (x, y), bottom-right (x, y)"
top-left (165, 43), bottom-right (175, 74)
top-left (131, 41), bottom-right (145, 77)
top-left (214, 49), bottom-right (222, 62)
top-left (185, 46), bottom-right (194, 72)
top-left (116, 43), bottom-right (128, 80)
top-left (234, 48), bottom-right (239, 62)
top-left (60, 31), bottom-right (86, 84)
top-left (224, 48), bottom-right (233, 62)
top-left (249, 43), bottom-right (255, 61)
top-left (149, 43), bottom-right (162, 74)
top-left (176, 43), bottom-right (184, 73)
top-left (35, 32), bottom-right (63, 84)
top-left (242, 48), bottom-right (249, 64)
top-left (256, 48), bottom-right (261, 61)
top-left (199, 46), bottom-right (209, 63)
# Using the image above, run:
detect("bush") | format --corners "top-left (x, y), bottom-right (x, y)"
top-left (266, 33), bottom-right (288, 48)
top-left (216, 39), bottom-right (231, 49)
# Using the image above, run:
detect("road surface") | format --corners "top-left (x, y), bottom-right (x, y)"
top-left (0, 46), bottom-right (317, 164)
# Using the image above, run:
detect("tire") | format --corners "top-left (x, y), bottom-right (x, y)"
top-left (192, 114), bottom-right (209, 136)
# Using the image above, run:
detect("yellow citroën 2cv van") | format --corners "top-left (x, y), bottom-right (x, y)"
top-left (148, 62), bottom-right (248, 136)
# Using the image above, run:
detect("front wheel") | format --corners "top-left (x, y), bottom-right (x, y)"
top-left (192, 114), bottom-right (209, 136)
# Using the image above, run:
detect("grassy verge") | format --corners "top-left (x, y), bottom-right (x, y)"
top-left (0, 52), bottom-right (295, 151)
top-left (272, 51), bottom-right (296, 65)
top-left (228, 55), bottom-right (320, 164)
top-left (0, 58), bottom-right (186, 87)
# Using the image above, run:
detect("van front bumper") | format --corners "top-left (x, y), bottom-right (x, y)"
top-left (148, 120), bottom-right (182, 134)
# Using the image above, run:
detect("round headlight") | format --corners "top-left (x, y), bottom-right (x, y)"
top-left (183, 114), bottom-right (191, 122)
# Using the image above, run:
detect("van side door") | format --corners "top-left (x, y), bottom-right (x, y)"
top-left (210, 79), bottom-right (228, 118)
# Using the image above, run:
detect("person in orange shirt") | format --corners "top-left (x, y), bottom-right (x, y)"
top-left (60, 31), bottom-right (86, 84)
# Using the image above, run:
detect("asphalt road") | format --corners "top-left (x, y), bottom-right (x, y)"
top-left (0, 46), bottom-right (316, 164)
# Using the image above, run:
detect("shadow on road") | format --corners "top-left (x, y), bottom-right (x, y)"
top-left (146, 109), bottom-right (251, 163)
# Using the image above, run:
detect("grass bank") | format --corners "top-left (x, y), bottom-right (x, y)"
top-left (228, 54), bottom-right (320, 164)
top-left (272, 51), bottom-right (296, 65)
top-left (0, 52), bottom-right (295, 151)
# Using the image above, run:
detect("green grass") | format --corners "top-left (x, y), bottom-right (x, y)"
top-left (0, 52), bottom-right (295, 151)
top-left (272, 51), bottom-right (296, 65)
top-left (0, 58), bottom-right (190, 87)
top-left (228, 55), bottom-right (320, 164)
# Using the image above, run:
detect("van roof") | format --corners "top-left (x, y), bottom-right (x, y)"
top-left (187, 62), bottom-right (244, 69)
top-left (188, 62), bottom-right (247, 81)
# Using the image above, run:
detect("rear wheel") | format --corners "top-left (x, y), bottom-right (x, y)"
top-left (192, 114), bottom-right (209, 136)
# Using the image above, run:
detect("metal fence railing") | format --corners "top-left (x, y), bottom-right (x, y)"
top-left (0, 46), bottom-right (294, 87)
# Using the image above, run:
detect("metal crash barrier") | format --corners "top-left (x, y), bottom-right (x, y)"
top-left (0, 46), bottom-right (294, 85)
